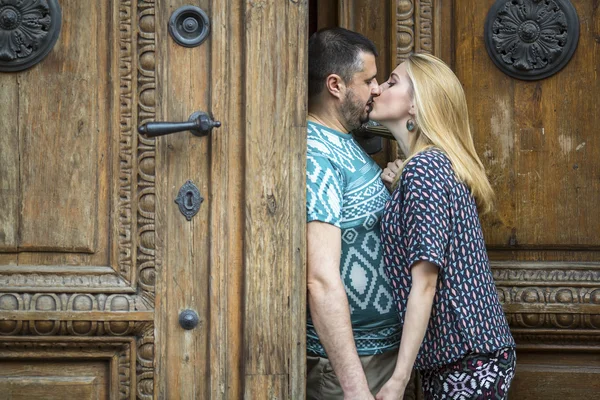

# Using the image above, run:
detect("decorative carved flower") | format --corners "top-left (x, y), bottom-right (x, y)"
top-left (492, 0), bottom-right (568, 71)
top-left (0, 0), bottom-right (51, 61)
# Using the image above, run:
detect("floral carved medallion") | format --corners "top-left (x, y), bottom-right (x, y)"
top-left (484, 0), bottom-right (579, 80)
top-left (0, 0), bottom-right (61, 72)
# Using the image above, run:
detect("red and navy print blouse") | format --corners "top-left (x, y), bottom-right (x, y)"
top-left (380, 148), bottom-right (515, 370)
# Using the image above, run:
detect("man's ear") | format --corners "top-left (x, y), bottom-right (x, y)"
top-left (325, 74), bottom-right (345, 100)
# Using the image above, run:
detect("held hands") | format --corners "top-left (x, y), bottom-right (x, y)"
top-left (343, 384), bottom-right (376, 400)
top-left (381, 159), bottom-right (403, 190)
top-left (374, 374), bottom-right (410, 400)
top-left (344, 393), bottom-right (376, 400)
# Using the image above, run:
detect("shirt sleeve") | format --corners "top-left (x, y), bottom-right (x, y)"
top-left (400, 154), bottom-right (451, 270)
top-left (306, 153), bottom-right (344, 227)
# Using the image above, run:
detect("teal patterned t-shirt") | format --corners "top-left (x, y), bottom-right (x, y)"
top-left (306, 121), bottom-right (401, 357)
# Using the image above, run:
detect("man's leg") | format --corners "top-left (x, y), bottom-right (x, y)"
top-left (306, 350), bottom-right (397, 400)
top-left (362, 349), bottom-right (397, 394)
top-left (306, 355), bottom-right (344, 400)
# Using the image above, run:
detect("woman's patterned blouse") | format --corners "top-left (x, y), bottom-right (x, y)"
top-left (380, 149), bottom-right (515, 370)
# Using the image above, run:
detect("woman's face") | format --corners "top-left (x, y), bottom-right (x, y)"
top-left (369, 62), bottom-right (415, 127)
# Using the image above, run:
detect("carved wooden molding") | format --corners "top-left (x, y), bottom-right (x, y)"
top-left (492, 262), bottom-right (600, 286)
top-left (118, 0), bottom-right (136, 288)
top-left (0, 269), bottom-right (133, 293)
top-left (394, 0), bottom-right (415, 63)
top-left (416, 0), bottom-right (434, 54)
top-left (0, 293), bottom-right (153, 336)
top-left (136, 0), bottom-right (157, 304)
top-left (493, 262), bottom-right (600, 333)
top-left (511, 329), bottom-right (600, 348)
top-left (394, 0), bottom-right (437, 65)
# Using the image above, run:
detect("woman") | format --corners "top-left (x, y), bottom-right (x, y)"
top-left (369, 53), bottom-right (516, 400)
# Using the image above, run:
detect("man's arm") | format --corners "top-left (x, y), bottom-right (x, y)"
top-left (307, 221), bottom-right (373, 399)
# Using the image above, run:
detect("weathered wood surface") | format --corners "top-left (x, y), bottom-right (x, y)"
top-left (155, 0), bottom-right (212, 397)
top-left (243, 0), bottom-right (308, 399)
top-left (0, 360), bottom-right (110, 400)
top-left (209, 0), bottom-right (245, 398)
top-left (452, 0), bottom-right (600, 250)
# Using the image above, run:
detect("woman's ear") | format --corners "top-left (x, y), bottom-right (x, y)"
top-left (408, 103), bottom-right (416, 117)
top-left (325, 74), bottom-right (345, 99)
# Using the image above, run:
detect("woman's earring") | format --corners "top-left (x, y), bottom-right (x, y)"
top-left (406, 119), bottom-right (416, 132)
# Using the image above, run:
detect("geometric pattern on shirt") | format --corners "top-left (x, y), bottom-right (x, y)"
top-left (306, 121), bottom-right (400, 356)
top-left (380, 149), bottom-right (515, 369)
top-left (306, 323), bottom-right (401, 357)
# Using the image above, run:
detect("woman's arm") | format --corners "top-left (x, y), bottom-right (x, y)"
top-left (376, 260), bottom-right (439, 400)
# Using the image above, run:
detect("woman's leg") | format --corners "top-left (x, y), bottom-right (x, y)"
top-left (420, 347), bottom-right (516, 399)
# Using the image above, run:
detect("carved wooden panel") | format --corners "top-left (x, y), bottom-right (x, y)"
top-left (0, 335), bottom-right (156, 399)
top-left (0, 360), bottom-right (109, 399)
top-left (0, 0), bottom-right (158, 296)
top-left (0, 1), bottom-right (157, 398)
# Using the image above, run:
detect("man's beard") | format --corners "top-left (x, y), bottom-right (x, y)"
top-left (341, 89), bottom-right (371, 132)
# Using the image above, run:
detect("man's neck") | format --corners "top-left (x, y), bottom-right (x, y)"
top-left (307, 110), bottom-right (350, 134)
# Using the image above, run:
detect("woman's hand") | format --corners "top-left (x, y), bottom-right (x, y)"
top-left (381, 159), bottom-right (403, 190)
top-left (375, 374), bottom-right (409, 400)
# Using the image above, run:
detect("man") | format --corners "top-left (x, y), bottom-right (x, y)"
top-left (306, 27), bottom-right (401, 399)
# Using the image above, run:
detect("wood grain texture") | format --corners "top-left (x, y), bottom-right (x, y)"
top-left (244, 375), bottom-right (287, 400)
top-left (452, 0), bottom-right (600, 249)
top-left (509, 350), bottom-right (600, 400)
top-left (209, 0), bottom-right (245, 398)
top-left (0, 361), bottom-right (109, 400)
top-left (243, 0), bottom-right (307, 398)
top-left (16, 1), bottom-right (105, 252)
top-left (0, 74), bottom-right (19, 252)
top-left (154, 0), bottom-right (211, 398)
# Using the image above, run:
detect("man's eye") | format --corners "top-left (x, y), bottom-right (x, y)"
top-left (366, 80), bottom-right (373, 85)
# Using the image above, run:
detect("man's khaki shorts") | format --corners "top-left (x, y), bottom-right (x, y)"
top-left (306, 350), bottom-right (397, 400)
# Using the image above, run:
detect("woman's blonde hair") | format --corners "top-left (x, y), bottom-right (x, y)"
top-left (392, 53), bottom-right (495, 214)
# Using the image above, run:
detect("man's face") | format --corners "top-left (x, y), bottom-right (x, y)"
top-left (340, 52), bottom-right (381, 131)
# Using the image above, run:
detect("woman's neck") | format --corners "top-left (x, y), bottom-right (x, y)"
top-left (384, 122), bottom-right (412, 157)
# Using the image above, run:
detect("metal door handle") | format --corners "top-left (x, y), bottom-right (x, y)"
top-left (138, 111), bottom-right (221, 137)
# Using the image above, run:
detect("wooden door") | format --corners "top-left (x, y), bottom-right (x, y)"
top-left (444, 1), bottom-right (600, 398)
top-left (0, 1), bottom-right (306, 399)
top-left (312, 0), bottom-right (599, 398)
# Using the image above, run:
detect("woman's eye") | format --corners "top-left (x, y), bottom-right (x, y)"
top-left (387, 81), bottom-right (396, 87)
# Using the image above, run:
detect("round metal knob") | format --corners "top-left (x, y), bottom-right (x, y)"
top-left (179, 309), bottom-right (199, 330)
top-left (168, 6), bottom-right (210, 48)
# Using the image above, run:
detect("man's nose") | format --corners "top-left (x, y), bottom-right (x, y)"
top-left (371, 80), bottom-right (382, 97)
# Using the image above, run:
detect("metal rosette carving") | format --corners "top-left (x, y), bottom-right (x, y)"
top-left (0, 0), bottom-right (61, 72)
top-left (484, 0), bottom-right (579, 80)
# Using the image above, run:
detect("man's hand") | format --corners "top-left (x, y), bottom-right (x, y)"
top-left (374, 374), bottom-right (409, 400)
top-left (381, 159), bottom-right (403, 190)
top-left (345, 392), bottom-right (376, 400)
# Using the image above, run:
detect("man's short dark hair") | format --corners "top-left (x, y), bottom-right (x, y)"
top-left (308, 27), bottom-right (378, 99)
